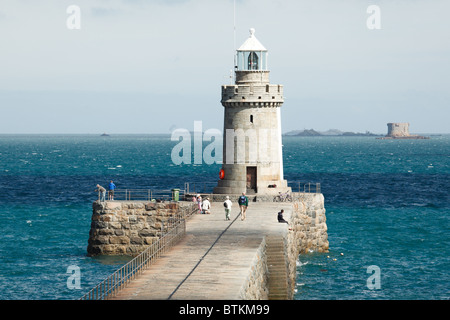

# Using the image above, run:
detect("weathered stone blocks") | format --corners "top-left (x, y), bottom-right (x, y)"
top-left (241, 193), bottom-right (329, 300)
top-left (87, 201), bottom-right (196, 256)
top-left (286, 193), bottom-right (329, 298)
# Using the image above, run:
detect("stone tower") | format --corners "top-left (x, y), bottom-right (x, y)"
top-left (387, 123), bottom-right (410, 137)
top-left (377, 122), bottom-right (429, 140)
top-left (213, 28), bottom-right (291, 196)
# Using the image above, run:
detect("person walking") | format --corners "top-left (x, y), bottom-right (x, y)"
top-left (196, 194), bottom-right (202, 214)
top-left (238, 192), bottom-right (248, 221)
top-left (223, 196), bottom-right (232, 220)
top-left (95, 184), bottom-right (106, 202)
top-left (108, 180), bottom-right (116, 200)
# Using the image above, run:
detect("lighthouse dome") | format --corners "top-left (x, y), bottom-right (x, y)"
top-left (237, 28), bottom-right (267, 52)
top-left (236, 28), bottom-right (268, 71)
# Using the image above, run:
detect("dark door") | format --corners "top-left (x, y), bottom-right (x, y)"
top-left (246, 167), bottom-right (257, 193)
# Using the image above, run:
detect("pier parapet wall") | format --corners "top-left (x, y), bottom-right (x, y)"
top-left (286, 193), bottom-right (328, 296)
top-left (240, 193), bottom-right (329, 299)
top-left (87, 201), bottom-right (195, 256)
top-left (86, 194), bottom-right (328, 300)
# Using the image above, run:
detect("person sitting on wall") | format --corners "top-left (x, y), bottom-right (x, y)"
top-left (278, 209), bottom-right (293, 230)
top-left (277, 209), bottom-right (288, 224)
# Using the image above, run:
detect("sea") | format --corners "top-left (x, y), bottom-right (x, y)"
top-left (0, 134), bottom-right (448, 300)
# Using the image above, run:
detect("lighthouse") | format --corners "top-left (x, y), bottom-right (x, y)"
top-left (213, 28), bottom-right (291, 196)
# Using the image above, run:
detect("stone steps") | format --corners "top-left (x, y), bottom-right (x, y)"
top-left (266, 235), bottom-right (289, 300)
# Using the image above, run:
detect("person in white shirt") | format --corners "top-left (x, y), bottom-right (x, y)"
top-left (202, 197), bottom-right (211, 214)
top-left (223, 196), bottom-right (232, 220)
top-left (196, 194), bottom-right (202, 214)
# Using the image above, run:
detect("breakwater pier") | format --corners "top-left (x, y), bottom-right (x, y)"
top-left (85, 193), bottom-right (328, 300)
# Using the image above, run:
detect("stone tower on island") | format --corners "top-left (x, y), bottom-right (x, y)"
top-left (213, 28), bottom-right (291, 196)
top-left (377, 122), bottom-right (429, 140)
top-left (387, 123), bottom-right (410, 137)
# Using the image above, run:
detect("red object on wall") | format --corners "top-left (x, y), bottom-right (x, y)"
top-left (219, 169), bottom-right (225, 180)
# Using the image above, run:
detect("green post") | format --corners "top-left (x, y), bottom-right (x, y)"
top-left (172, 189), bottom-right (180, 202)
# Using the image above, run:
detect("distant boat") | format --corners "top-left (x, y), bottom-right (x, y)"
top-left (101, 133), bottom-right (110, 137)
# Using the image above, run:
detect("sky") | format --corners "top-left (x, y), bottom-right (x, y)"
top-left (0, 0), bottom-right (449, 134)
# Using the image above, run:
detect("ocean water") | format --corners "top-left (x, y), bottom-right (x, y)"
top-left (0, 134), bottom-right (448, 300)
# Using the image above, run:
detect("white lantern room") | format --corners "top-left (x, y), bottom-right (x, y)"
top-left (236, 28), bottom-right (268, 71)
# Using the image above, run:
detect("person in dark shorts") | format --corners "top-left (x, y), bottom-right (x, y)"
top-left (108, 180), bottom-right (116, 200)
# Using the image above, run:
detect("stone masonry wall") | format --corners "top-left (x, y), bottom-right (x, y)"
top-left (387, 122), bottom-right (410, 137)
top-left (286, 193), bottom-right (329, 297)
top-left (87, 201), bottom-right (196, 256)
top-left (241, 193), bottom-right (328, 299)
top-left (239, 238), bottom-right (269, 300)
top-left (87, 194), bottom-right (328, 299)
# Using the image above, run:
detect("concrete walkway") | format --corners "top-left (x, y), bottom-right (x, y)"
top-left (110, 201), bottom-right (293, 300)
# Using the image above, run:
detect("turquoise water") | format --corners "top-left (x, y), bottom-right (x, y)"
top-left (0, 134), bottom-right (448, 299)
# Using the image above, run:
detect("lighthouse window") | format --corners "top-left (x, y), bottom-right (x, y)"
top-left (248, 52), bottom-right (259, 70)
top-left (250, 115), bottom-right (254, 123)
